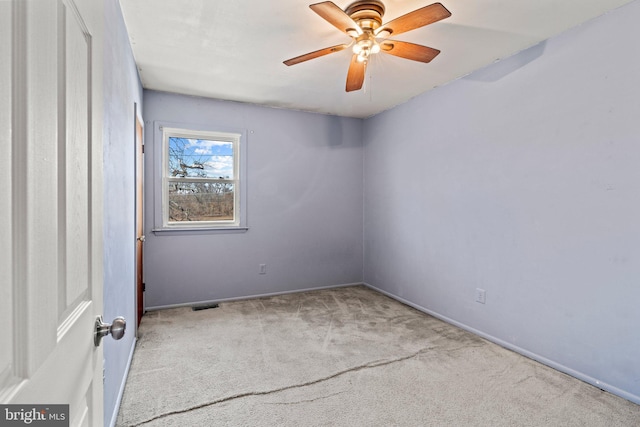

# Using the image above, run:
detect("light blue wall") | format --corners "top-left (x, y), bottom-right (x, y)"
top-left (142, 91), bottom-right (364, 308)
top-left (103, 1), bottom-right (143, 425)
top-left (364, 0), bottom-right (640, 404)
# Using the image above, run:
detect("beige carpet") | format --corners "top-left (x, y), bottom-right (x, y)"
top-left (116, 285), bottom-right (639, 426)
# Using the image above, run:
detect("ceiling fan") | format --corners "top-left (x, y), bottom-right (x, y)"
top-left (283, 1), bottom-right (452, 92)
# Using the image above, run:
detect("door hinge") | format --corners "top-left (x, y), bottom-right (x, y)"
top-left (143, 283), bottom-right (146, 292)
top-left (142, 144), bottom-right (145, 153)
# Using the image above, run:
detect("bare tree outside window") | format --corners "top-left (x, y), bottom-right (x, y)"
top-left (167, 136), bottom-right (236, 223)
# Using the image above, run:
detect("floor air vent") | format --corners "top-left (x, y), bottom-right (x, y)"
top-left (192, 303), bottom-right (219, 311)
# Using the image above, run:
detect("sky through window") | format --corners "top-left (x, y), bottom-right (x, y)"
top-left (169, 137), bottom-right (234, 179)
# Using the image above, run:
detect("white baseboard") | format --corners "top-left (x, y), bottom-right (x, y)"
top-left (108, 337), bottom-right (137, 427)
top-left (145, 282), bottom-right (364, 312)
top-left (363, 282), bottom-right (640, 406)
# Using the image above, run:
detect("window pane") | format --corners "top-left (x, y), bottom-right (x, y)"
top-left (169, 181), bottom-right (234, 222)
top-left (168, 137), bottom-right (234, 179)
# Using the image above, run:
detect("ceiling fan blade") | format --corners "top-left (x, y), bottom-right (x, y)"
top-left (345, 54), bottom-right (366, 92)
top-left (375, 2), bottom-right (451, 38)
top-left (380, 40), bottom-right (441, 63)
top-left (310, 1), bottom-right (363, 36)
top-left (283, 44), bottom-right (349, 66)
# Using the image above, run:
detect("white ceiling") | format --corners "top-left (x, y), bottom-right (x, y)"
top-left (119, 0), bottom-right (632, 118)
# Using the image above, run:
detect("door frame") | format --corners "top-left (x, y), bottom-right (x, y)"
top-left (135, 104), bottom-right (145, 329)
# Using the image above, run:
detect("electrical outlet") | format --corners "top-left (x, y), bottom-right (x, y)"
top-left (475, 288), bottom-right (486, 304)
top-left (259, 264), bottom-right (267, 275)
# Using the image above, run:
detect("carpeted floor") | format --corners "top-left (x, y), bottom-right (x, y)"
top-left (116, 285), bottom-right (640, 426)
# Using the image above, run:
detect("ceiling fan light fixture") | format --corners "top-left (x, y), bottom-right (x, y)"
top-left (354, 41), bottom-right (379, 62)
top-left (352, 32), bottom-right (380, 62)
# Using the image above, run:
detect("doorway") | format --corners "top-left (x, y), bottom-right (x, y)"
top-left (135, 107), bottom-right (145, 328)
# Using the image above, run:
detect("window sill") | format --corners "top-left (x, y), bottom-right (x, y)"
top-left (152, 226), bottom-right (249, 235)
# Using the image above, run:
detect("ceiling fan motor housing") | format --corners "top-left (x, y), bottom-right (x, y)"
top-left (345, 0), bottom-right (385, 30)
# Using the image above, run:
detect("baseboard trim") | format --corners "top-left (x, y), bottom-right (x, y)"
top-left (145, 282), bottom-right (364, 312)
top-left (108, 337), bottom-right (137, 427)
top-left (363, 282), bottom-right (640, 406)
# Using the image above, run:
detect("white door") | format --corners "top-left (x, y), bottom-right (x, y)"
top-left (1, 0), bottom-right (107, 425)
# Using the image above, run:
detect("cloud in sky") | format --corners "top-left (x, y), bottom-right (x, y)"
top-left (204, 155), bottom-right (234, 178)
top-left (187, 138), bottom-right (230, 148)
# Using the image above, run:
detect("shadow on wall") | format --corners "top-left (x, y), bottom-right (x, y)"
top-left (319, 114), bottom-right (362, 148)
top-left (464, 41), bottom-right (547, 82)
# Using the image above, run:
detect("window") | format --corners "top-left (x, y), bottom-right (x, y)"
top-left (160, 126), bottom-right (245, 230)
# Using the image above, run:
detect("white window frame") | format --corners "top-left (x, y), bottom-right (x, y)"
top-left (153, 122), bottom-right (248, 233)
